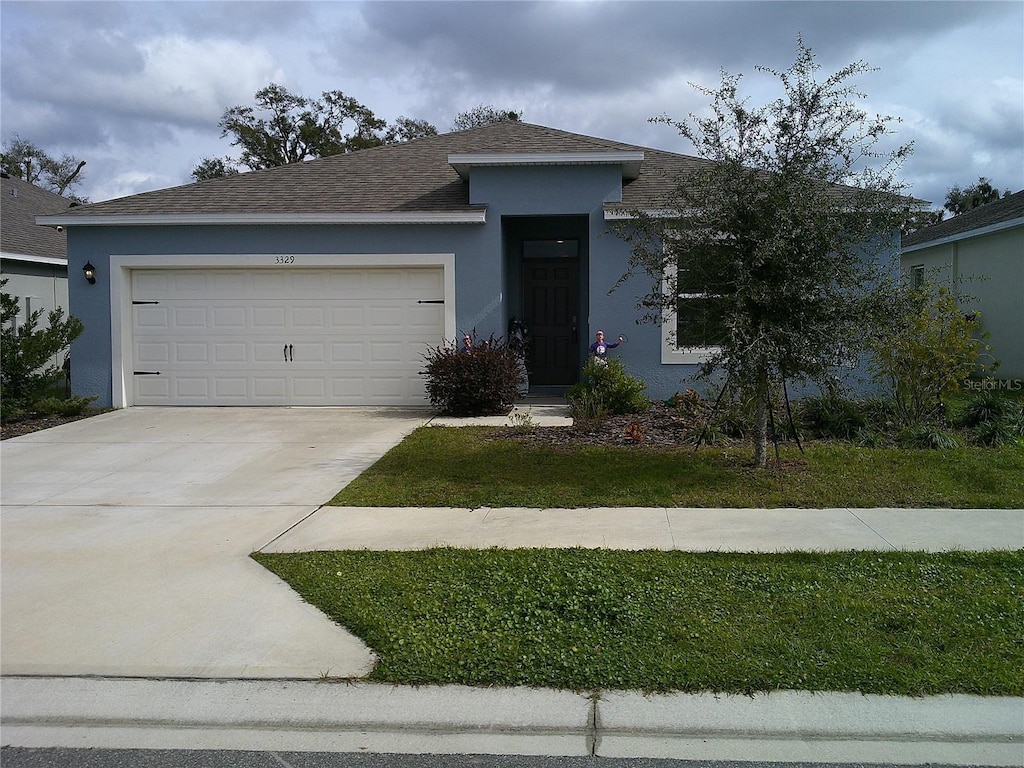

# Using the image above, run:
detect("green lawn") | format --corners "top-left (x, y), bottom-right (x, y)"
top-left (253, 548), bottom-right (1024, 695)
top-left (330, 426), bottom-right (1024, 508)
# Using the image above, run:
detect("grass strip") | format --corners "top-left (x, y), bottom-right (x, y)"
top-left (329, 426), bottom-right (1024, 508)
top-left (253, 548), bottom-right (1024, 695)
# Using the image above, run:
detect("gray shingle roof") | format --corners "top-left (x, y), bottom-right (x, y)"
top-left (50, 122), bottom-right (712, 219)
top-left (1, 174), bottom-right (72, 261)
top-left (902, 190), bottom-right (1024, 248)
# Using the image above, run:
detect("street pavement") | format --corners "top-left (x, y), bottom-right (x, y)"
top-left (1, 406), bottom-right (1022, 764)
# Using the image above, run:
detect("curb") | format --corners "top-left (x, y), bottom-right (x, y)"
top-left (3, 677), bottom-right (1022, 765)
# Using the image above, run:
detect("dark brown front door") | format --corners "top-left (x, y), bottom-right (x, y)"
top-left (522, 256), bottom-right (579, 386)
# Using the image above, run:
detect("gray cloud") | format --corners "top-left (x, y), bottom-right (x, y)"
top-left (1, 0), bottom-right (1019, 206)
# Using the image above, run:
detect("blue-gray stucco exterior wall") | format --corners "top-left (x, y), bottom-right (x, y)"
top-left (65, 161), bottom-right (899, 408)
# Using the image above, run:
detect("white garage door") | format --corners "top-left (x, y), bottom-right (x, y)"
top-left (130, 267), bottom-right (445, 405)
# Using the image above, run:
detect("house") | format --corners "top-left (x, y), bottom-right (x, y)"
top-left (901, 190), bottom-right (1024, 382)
top-left (1, 173), bottom-right (73, 327)
top-left (39, 121), bottom-right (899, 409)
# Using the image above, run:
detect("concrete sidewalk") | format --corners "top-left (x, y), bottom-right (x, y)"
top-left (262, 505), bottom-right (1024, 553)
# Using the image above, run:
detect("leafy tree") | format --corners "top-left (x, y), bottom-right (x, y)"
top-left (192, 84), bottom-right (438, 180)
top-left (190, 156), bottom-right (241, 183)
top-left (384, 116), bottom-right (438, 144)
top-left (1, 279), bottom-right (84, 413)
top-left (901, 207), bottom-right (945, 235)
top-left (944, 177), bottom-right (1010, 216)
top-left (619, 39), bottom-right (911, 468)
top-left (452, 105), bottom-right (523, 131)
top-left (1, 134), bottom-right (88, 202)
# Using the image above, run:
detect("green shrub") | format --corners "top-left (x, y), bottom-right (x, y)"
top-left (959, 391), bottom-right (1019, 427)
top-left (797, 394), bottom-right (867, 440)
top-left (898, 424), bottom-right (963, 450)
top-left (566, 357), bottom-right (648, 417)
top-left (423, 335), bottom-right (526, 416)
top-left (31, 395), bottom-right (97, 417)
top-left (972, 420), bottom-right (1021, 448)
top-left (870, 285), bottom-right (992, 426)
top-left (1, 279), bottom-right (84, 412)
top-left (957, 391), bottom-right (1024, 446)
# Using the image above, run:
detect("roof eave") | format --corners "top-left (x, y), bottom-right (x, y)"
top-left (901, 216), bottom-right (1024, 254)
top-left (0, 251), bottom-right (68, 266)
top-left (36, 211), bottom-right (488, 227)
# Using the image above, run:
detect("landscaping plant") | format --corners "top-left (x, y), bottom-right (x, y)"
top-left (870, 284), bottom-right (993, 426)
top-left (1, 279), bottom-right (84, 417)
top-left (566, 357), bottom-right (649, 419)
top-left (422, 334), bottom-right (526, 416)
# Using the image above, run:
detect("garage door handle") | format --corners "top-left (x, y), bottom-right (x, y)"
top-left (283, 344), bottom-right (294, 362)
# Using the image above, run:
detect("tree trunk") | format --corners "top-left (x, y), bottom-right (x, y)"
top-left (753, 394), bottom-right (768, 469)
top-left (752, 369), bottom-right (769, 469)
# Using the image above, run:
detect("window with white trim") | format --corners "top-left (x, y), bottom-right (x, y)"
top-left (661, 248), bottom-right (726, 365)
top-left (911, 264), bottom-right (925, 290)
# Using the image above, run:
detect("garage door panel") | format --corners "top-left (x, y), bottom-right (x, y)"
top-left (134, 305), bottom-right (170, 328)
top-left (176, 378), bottom-right (210, 398)
top-left (136, 342), bottom-right (171, 364)
top-left (212, 307), bottom-right (247, 328)
top-left (332, 342), bottom-right (364, 362)
top-left (253, 377), bottom-right (287, 398)
top-left (292, 343), bottom-right (326, 363)
top-left (213, 342), bottom-right (247, 363)
top-left (131, 266), bottom-right (445, 405)
top-left (174, 307), bottom-right (209, 328)
top-left (136, 376), bottom-right (171, 399)
top-left (252, 306), bottom-right (288, 328)
top-left (175, 342), bottom-right (209, 363)
top-left (293, 306), bottom-right (327, 327)
top-left (253, 342), bottom-right (291, 364)
top-left (292, 377), bottom-right (327, 398)
top-left (215, 378), bottom-right (248, 398)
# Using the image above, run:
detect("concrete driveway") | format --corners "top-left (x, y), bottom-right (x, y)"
top-left (0, 407), bottom-right (428, 679)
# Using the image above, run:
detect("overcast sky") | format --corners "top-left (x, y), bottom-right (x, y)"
top-left (2, 0), bottom-right (1021, 208)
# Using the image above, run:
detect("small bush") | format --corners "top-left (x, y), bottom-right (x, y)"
top-left (898, 423), bottom-right (963, 450)
top-left (1, 279), bottom-right (84, 413)
top-left (31, 395), bottom-right (97, 417)
top-left (972, 419), bottom-right (1021, 448)
top-left (566, 389), bottom-right (608, 426)
top-left (423, 335), bottom-right (526, 416)
top-left (956, 391), bottom-right (1024, 446)
top-left (870, 284), bottom-right (992, 425)
top-left (798, 394), bottom-right (867, 440)
top-left (959, 391), bottom-right (1019, 427)
top-left (566, 358), bottom-right (648, 417)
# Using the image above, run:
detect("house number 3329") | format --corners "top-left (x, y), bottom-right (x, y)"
top-left (274, 255), bottom-right (296, 264)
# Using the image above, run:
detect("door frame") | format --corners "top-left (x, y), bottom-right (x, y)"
top-left (502, 215), bottom-right (589, 392)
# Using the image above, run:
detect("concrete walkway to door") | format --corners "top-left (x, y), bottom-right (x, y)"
top-left (0, 407), bottom-right (429, 679)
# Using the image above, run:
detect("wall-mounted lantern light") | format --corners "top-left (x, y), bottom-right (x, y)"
top-left (82, 261), bottom-right (96, 284)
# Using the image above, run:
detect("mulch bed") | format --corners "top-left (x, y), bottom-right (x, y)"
top-left (499, 401), bottom-right (705, 449)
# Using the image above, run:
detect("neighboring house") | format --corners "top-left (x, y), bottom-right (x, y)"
top-left (1, 172), bottom-right (73, 326)
top-left (901, 190), bottom-right (1024, 381)
top-left (39, 121), bottom-right (899, 409)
